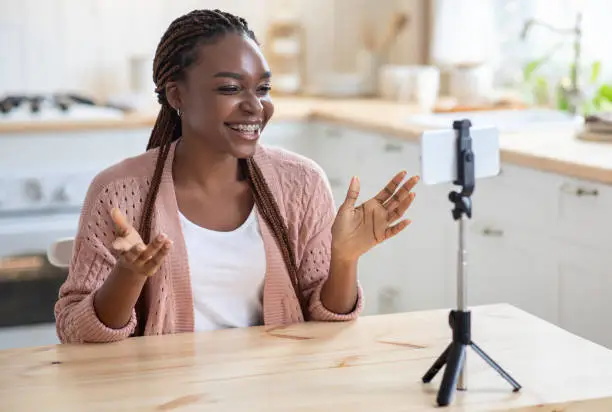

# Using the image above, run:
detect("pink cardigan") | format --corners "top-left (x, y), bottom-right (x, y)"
top-left (55, 140), bottom-right (363, 343)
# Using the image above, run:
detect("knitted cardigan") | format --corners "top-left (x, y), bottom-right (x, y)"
top-left (54, 140), bottom-right (363, 343)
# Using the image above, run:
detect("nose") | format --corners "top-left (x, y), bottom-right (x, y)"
top-left (239, 90), bottom-right (263, 114)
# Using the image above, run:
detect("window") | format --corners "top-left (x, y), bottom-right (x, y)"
top-left (492, 0), bottom-right (612, 88)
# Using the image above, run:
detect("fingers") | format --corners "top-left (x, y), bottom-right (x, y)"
top-left (116, 233), bottom-right (173, 277)
top-left (381, 174), bottom-right (418, 223)
top-left (142, 242), bottom-right (172, 274)
top-left (341, 176), bottom-right (360, 210)
top-left (134, 234), bottom-right (168, 265)
top-left (385, 219), bottom-right (411, 240)
top-left (384, 175), bottom-right (419, 206)
top-left (387, 192), bottom-right (416, 223)
top-left (402, 175), bottom-right (420, 194)
top-left (111, 208), bottom-right (133, 237)
top-left (122, 243), bottom-right (146, 263)
top-left (374, 171), bottom-right (407, 203)
top-left (112, 237), bottom-right (136, 252)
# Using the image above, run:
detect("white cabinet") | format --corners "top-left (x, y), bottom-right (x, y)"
top-left (305, 122), bottom-right (407, 315)
top-left (261, 119), bottom-right (612, 350)
top-left (556, 242), bottom-right (612, 348)
top-left (469, 161), bottom-right (612, 349)
top-left (305, 122), bottom-right (455, 315)
top-left (464, 218), bottom-right (560, 325)
top-left (555, 176), bottom-right (612, 252)
top-left (260, 120), bottom-right (313, 158)
top-left (466, 164), bottom-right (562, 325)
top-left (307, 122), bottom-right (381, 206)
top-left (365, 139), bottom-right (456, 313)
top-left (471, 163), bottom-right (561, 233)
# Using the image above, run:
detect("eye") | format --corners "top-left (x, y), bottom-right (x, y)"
top-left (217, 85), bottom-right (241, 94)
top-left (257, 84), bottom-right (272, 95)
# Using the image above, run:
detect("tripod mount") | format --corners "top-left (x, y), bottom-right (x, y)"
top-left (421, 119), bottom-right (521, 407)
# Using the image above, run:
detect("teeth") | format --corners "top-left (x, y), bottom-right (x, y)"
top-left (230, 124), bottom-right (260, 132)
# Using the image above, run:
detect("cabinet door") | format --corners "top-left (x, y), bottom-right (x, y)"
top-left (555, 177), bottom-right (612, 253)
top-left (357, 247), bottom-right (403, 315)
top-left (465, 218), bottom-right (560, 325)
top-left (260, 121), bottom-right (312, 157)
top-left (556, 242), bottom-right (612, 349)
top-left (307, 122), bottom-right (380, 206)
top-left (472, 163), bottom-right (561, 234)
top-left (310, 125), bottom-right (411, 314)
top-left (358, 133), bottom-right (455, 313)
top-left (305, 123), bottom-right (455, 314)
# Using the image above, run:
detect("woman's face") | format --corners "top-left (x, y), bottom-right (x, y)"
top-left (167, 32), bottom-right (274, 159)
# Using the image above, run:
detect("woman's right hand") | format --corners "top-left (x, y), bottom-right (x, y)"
top-left (110, 208), bottom-right (172, 277)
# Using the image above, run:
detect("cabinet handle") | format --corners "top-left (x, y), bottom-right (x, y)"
top-left (560, 183), bottom-right (599, 197)
top-left (325, 129), bottom-right (342, 139)
top-left (384, 142), bottom-right (403, 153)
top-left (481, 227), bottom-right (504, 237)
top-left (575, 187), bottom-right (599, 197)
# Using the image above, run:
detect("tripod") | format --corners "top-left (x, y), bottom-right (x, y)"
top-left (421, 119), bottom-right (522, 407)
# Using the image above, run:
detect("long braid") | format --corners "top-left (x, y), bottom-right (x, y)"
top-left (140, 9), bottom-right (306, 321)
top-left (244, 159), bottom-right (307, 318)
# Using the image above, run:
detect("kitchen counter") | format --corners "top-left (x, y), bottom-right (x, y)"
top-left (2, 304), bottom-right (612, 411)
top-left (294, 98), bottom-right (612, 185)
top-left (2, 96), bottom-right (612, 184)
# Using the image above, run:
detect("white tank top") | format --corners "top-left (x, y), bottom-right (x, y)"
top-left (178, 206), bottom-right (267, 332)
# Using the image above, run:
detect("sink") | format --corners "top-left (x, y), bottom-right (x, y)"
top-left (406, 109), bottom-right (584, 133)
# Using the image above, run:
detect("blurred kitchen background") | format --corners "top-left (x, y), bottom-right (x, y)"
top-left (2, 0), bottom-right (612, 350)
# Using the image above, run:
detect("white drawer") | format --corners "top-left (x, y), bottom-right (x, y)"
top-left (555, 177), bottom-right (612, 251)
top-left (471, 163), bottom-right (562, 232)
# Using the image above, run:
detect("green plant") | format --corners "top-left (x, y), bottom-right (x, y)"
top-left (590, 83), bottom-right (612, 111)
top-left (521, 42), bottom-right (563, 106)
top-left (520, 12), bottom-right (612, 115)
top-left (522, 58), bottom-right (612, 114)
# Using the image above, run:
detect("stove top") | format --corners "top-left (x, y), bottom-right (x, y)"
top-left (0, 93), bottom-right (126, 122)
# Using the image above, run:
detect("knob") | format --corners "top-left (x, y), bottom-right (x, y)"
top-left (575, 187), bottom-right (599, 197)
top-left (23, 179), bottom-right (43, 202)
top-left (384, 142), bottom-right (403, 153)
top-left (481, 227), bottom-right (504, 237)
top-left (53, 186), bottom-right (69, 203)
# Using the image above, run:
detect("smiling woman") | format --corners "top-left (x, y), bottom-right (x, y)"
top-left (53, 9), bottom-right (419, 344)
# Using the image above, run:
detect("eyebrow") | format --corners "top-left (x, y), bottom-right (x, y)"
top-left (213, 71), bottom-right (271, 80)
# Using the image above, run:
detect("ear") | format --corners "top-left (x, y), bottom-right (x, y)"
top-left (165, 81), bottom-right (182, 112)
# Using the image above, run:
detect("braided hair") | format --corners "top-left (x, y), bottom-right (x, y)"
top-left (139, 9), bottom-right (307, 322)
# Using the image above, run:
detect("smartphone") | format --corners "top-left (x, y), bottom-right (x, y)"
top-left (419, 126), bottom-right (500, 185)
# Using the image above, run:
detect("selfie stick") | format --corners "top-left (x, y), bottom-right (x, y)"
top-left (421, 119), bottom-right (521, 407)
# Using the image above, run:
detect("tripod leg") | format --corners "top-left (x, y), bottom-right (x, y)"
top-left (458, 350), bottom-right (467, 391)
top-left (471, 342), bottom-right (521, 392)
top-left (422, 343), bottom-right (451, 383)
top-left (437, 342), bottom-right (466, 407)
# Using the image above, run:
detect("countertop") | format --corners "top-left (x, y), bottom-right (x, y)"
top-left (2, 304), bottom-right (612, 411)
top-left (2, 96), bottom-right (612, 184)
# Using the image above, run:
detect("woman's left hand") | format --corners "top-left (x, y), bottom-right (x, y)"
top-left (331, 171), bottom-right (419, 262)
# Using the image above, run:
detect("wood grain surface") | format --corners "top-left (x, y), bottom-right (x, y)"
top-left (1, 304), bottom-right (612, 411)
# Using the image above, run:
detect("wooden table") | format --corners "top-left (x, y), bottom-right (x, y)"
top-left (2, 304), bottom-right (612, 411)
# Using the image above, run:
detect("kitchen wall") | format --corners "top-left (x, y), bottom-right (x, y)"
top-left (0, 0), bottom-right (428, 100)
top-left (0, 0), bottom-right (275, 99)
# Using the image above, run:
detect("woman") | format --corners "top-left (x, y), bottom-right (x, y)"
top-left (54, 9), bottom-right (419, 344)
